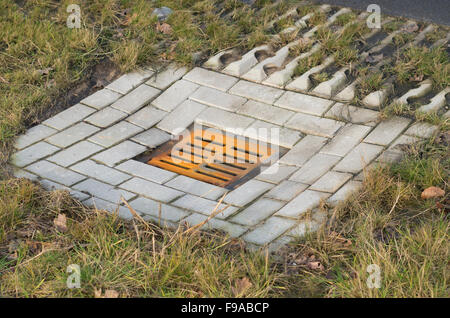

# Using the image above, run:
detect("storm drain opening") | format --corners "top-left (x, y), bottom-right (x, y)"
top-left (136, 125), bottom-right (286, 190)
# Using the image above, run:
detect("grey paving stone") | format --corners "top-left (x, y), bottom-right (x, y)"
top-left (47, 141), bottom-right (103, 167)
top-left (288, 220), bottom-right (321, 237)
top-left (146, 65), bottom-right (189, 90)
top-left (224, 179), bottom-right (274, 207)
top-left (111, 84), bottom-right (160, 114)
top-left (237, 100), bottom-right (295, 125)
top-left (229, 80), bottom-right (284, 104)
top-left (265, 180), bottom-right (308, 201)
top-left (275, 91), bottom-right (333, 116)
top-left (43, 104), bottom-right (96, 130)
top-left (88, 121), bottom-right (143, 147)
top-left (244, 120), bottom-right (303, 148)
top-left (116, 160), bottom-right (176, 184)
top-left (404, 122), bottom-right (439, 138)
top-left (173, 194), bottom-right (239, 219)
top-left (40, 179), bottom-right (89, 201)
top-left (325, 103), bottom-right (380, 126)
top-left (289, 153), bottom-right (341, 184)
top-left (92, 141), bottom-right (147, 167)
top-left (376, 149), bottom-right (405, 164)
top-left (152, 79), bottom-right (199, 111)
top-left (129, 197), bottom-right (189, 222)
top-left (26, 160), bottom-right (86, 186)
top-left (126, 105), bottom-right (167, 129)
top-left (165, 175), bottom-right (227, 200)
top-left (83, 197), bottom-right (134, 220)
top-left (14, 125), bottom-right (57, 150)
top-left (279, 135), bottom-right (328, 166)
top-left (231, 198), bottom-right (285, 226)
top-left (84, 107), bottom-right (128, 128)
top-left (256, 163), bottom-right (298, 184)
top-left (364, 116), bottom-right (411, 146)
top-left (71, 160), bottom-right (131, 185)
top-left (11, 142), bottom-right (60, 167)
top-left (242, 216), bottom-right (296, 245)
top-left (327, 180), bottom-right (363, 207)
top-left (80, 88), bottom-right (122, 109)
top-left (120, 177), bottom-right (184, 203)
top-left (389, 135), bottom-right (420, 151)
top-left (319, 124), bottom-right (372, 157)
top-left (189, 86), bottom-right (247, 112)
top-left (333, 143), bottom-right (384, 174)
top-left (267, 235), bottom-right (294, 252)
top-left (195, 107), bottom-right (255, 132)
top-left (46, 122), bottom-right (100, 148)
top-left (309, 171), bottom-right (352, 193)
top-left (157, 99), bottom-right (207, 135)
top-left (13, 168), bottom-right (39, 181)
top-left (275, 190), bottom-right (330, 218)
top-left (106, 70), bottom-right (154, 94)
top-left (131, 128), bottom-right (171, 148)
top-left (182, 213), bottom-right (247, 237)
top-left (73, 178), bottom-right (135, 203)
top-left (285, 112), bottom-right (345, 138)
top-left (183, 67), bottom-right (238, 91)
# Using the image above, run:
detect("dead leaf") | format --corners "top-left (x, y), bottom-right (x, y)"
top-left (156, 22), bottom-right (173, 35)
top-left (122, 12), bottom-right (137, 26)
top-left (307, 261), bottom-right (324, 271)
top-left (104, 290), bottom-right (119, 298)
top-left (409, 74), bottom-right (424, 82)
top-left (94, 288), bottom-right (102, 298)
top-left (421, 186), bottom-right (445, 199)
top-left (365, 53), bottom-right (383, 63)
top-left (232, 277), bottom-right (252, 297)
top-left (53, 214), bottom-right (67, 233)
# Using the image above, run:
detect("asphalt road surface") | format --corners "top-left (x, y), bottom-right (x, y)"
top-left (312, 0), bottom-right (450, 26)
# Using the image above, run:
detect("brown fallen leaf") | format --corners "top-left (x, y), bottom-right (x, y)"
top-left (156, 22), bottom-right (173, 35)
top-left (307, 261), bottom-right (324, 271)
top-left (232, 277), bottom-right (252, 297)
top-left (421, 186), bottom-right (445, 199)
top-left (409, 74), bottom-right (424, 82)
top-left (94, 288), bottom-right (119, 298)
top-left (53, 214), bottom-right (67, 233)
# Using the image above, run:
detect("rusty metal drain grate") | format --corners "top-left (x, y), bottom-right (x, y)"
top-left (141, 126), bottom-right (284, 189)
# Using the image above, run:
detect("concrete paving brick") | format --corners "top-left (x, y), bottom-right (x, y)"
top-left (173, 194), bottom-right (239, 219)
top-left (309, 171), bottom-right (352, 193)
top-left (320, 124), bottom-right (372, 157)
top-left (111, 84), bottom-right (160, 114)
top-left (183, 67), bottom-right (238, 91)
top-left (46, 122), bottom-right (100, 147)
top-left (47, 141), bottom-right (103, 167)
top-left (73, 178), bottom-right (135, 203)
top-left (129, 197), bottom-right (189, 222)
top-left (13, 168), bottom-right (39, 181)
top-left (389, 135), bottom-right (420, 151)
top-left (275, 91), bottom-right (333, 116)
top-left (43, 104), bottom-right (96, 130)
top-left (84, 107), bottom-right (128, 128)
top-left (14, 125), bottom-right (57, 150)
top-left (244, 120), bottom-right (303, 148)
top-left (288, 220), bottom-right (321, 237)
top-left (229, 80), bottom-right (284, 104)
top-left (116, 160), bottom-right (176, 184)
top-left (146, 65), bottom-right (189, 90)
top-left (152, 79), bottom-right (199, 111)
top-left (327, 180), bottom-right (363, 207)
top-left (189, 86), bottom-right (246, 112)
top-left (289, 153), bottom-right (341, 184)
top-left (83, 197), bottom-right (134, 220)
top-left (333, 143), bottom-right (384, 174)
top-left (126, 106), bottom-right (167, 129)
top-left (243, 216), bottom-right (296, 245)
top-left (376, 149), bottom-right (405, 164)
top-left (88, 121), bottom-right (143, 147)
top-left (92, 141), bottom-right (147, 167)
top-left (120, 177), bottom-right (183, 203)
top-left (275, 190), bottom-right (330, 218)
top-left (256, 163), bottom-right (298, 184)
top-left (71, 160), bottom-right (131, 185)
top-left (106, 70), bottom-right (154, 94)
top-left (157, 99), bottom-right (207, 135)
top-left (182, 213), bottom-right (247, 237)
top-left (11, 142), bottom-right (60, 167)
top-left (265, 180), bottom-right (308, 201)
top-left (165, 175), bottom-right (227, 200)
top-left (404, 122), bottom-right (439, 138)
top-left (237, 100), bottom-right (295, 125)
top-left (364, 116), bottom-right (411, 146)
top-left (131, 128), bottom-right (171, 148)
top-left (325, 103), bottom-right (379, 126)
top-left (279, 135), bottom-right (328, 166)
top-left (80, 88), bottom-right (122, 109)
top-left (224, 180), bottom-right (274, 207)
top-left (231, 198), bottom-right (285, 226)
top-left (26, 161), bottom-right (85, 186)
top-left (285, 112), bottom-right (345, 138)
top-left (195, 107), bottom-right (255, 132)
top-left (40, 179), bottom-right (89, 201)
